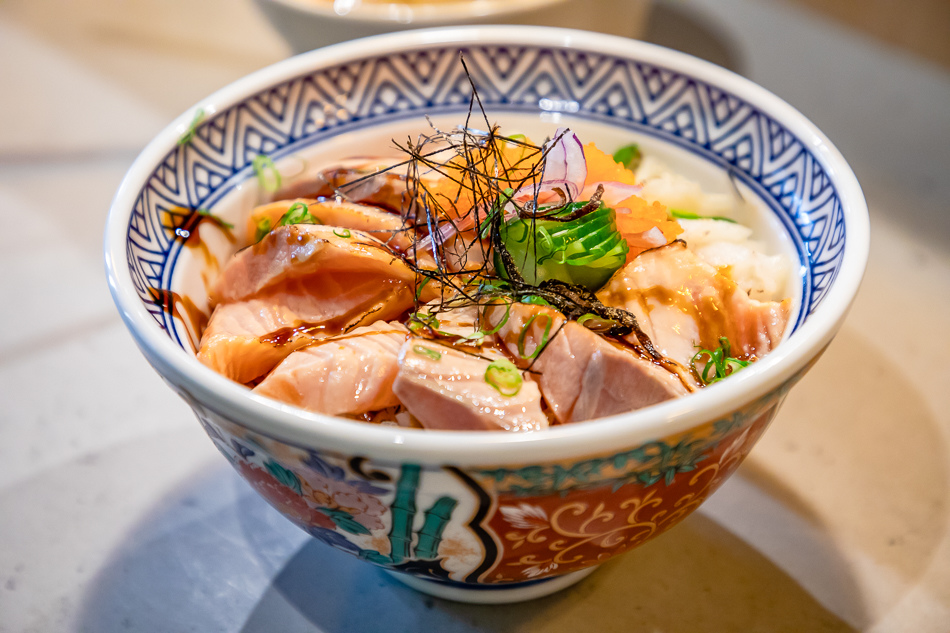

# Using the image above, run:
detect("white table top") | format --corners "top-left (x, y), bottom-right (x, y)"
top-left (1, 0), bottom-right (949, 630)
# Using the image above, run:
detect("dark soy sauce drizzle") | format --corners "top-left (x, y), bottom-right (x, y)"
top-left (151, 207), bottom-right (236, 349)
top-left (148, 288), bottom-right (208, 352)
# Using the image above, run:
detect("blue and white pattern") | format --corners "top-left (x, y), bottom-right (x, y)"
top-left (127, 45), bottom-right (844, 339)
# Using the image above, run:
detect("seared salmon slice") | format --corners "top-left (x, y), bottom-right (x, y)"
top-left (391, 339), bottom-right (549, 432)
top-left (597, 241), bottom-right (791, 367)
top-left (198, 225), bottom-right (416, 383)
top-left (246, 198), bottom-right (416, 253)
top-left (253, 322), bottom-right (408, 415)
top-left (211, 224), bottom-right (413, 305)
top-left (482, 302), bottom-right (688, 424)
top-left (597, 240), bottom-right (790, 369)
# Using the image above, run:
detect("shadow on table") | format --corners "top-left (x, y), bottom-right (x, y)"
top-left (237, 512), bottom-right (858, 633)
top-left (75, 326), bottom-right (950, 633)
top-left (75, 464), bottom-right (860, 633)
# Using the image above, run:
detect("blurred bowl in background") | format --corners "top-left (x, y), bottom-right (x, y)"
top-left (253, 0), bottom-right (652, 53)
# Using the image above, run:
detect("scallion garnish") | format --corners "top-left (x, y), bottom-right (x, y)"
top-left (612, 143), bottom-right (641, 171)
top-left (480, 302), bottom-right (512, 338)
top-left (276, 202), bottom-right (319, 227)
top-left (517, 313), bottom-right (553, 360)
top-left (254, 217), bottom-right (272, 243)
top-left (252, 154), bottom-right (282, 193)
top-left (415, 276), bottom-right (432, 300)
top-left (670, 209), bottom-right (737, 223)
top-left (196, 209), bottom-right (234, 230)
top-left (690, 337), bottom-right (751, 385)
top-left (333, 228), bottom-right (352, 238)
top-left (407, 312), bottom-right (439, 334)
top-left (177, 108), bottom-right (205, 146)
top-left (412, 344), bottom-right (442, 361)
top-left (519, 295), bottom-right (551, 307)
top-left (484, 359), bottom-right (523, 397)
top-left (576, 313), bottom-right (617, 332)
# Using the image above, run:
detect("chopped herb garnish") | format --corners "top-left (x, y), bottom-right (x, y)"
top-left (612, 143), bottom-right (641, 171)
top-left (690, 337), bottom-right (751, 385)
top-left (670, 209), bottom-right (737, 223)
top-left (415, 276), bottom-right (432, 300)
top-left (407, 312), bottom-right (440, 334)
top-left (480, 302), bottom-right (512, 338)
top-left (276, 202), bottom-right (319, 227)
top-left (252, 154), bottom-right (282, 193)
top-left (576, 313), bottom-right (618, 332)
top-left (484, 359), bottom-right (523, 397)
top-left (519, 295), bottom-right (551, 307)
top-left (177, 108), bottom-right (205, 146)
top-left (412, 344), bottom-right (442, 361)
top-left (333, 228), bottom-right (352, 238)
top-left (197, 209), bottom-right (234, 230)
top-left (517, 313), bottom-right (553, 360)
top-left (254, 217), bottom-right (272, 243)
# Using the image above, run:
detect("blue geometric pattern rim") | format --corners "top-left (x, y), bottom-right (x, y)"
top-left (127, 44), bottom-right (844, 343)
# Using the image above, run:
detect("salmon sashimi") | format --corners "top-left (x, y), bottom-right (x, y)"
top-left (414, 298), bottom-right (481, 339)
top-left (246, 198), bottom-right (417, 253)
top-left (211, 224), bottom-right (414, 305)
top-left (482, 302), bottom-right (688, 423)
top-left (198, 225), bottom-right (417, 383)
top-left (276, 157), bottom-right (414, 213)
top-left (252, 322), bottom-right (409, 415)
top-left (391, 339), bottom-right (548, 432)
top-left (597, 240), bottom-right (790, 369)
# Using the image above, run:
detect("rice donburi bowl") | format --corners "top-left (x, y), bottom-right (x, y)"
top-left (104, 27), bottom-right (868, 603)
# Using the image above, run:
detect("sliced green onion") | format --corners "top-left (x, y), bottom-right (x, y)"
top-left (481, 302), bottom-right (512, 338)
top-left (478, 280), bottom-right (510, 296)
top-left (277, 202), bottom-right (318, 227)
top-left (407, 312), bottom-right (439, 334)
top-left (333, 228), bottom-right (352, 238)
top-left (576, 313), bottom-right (617, 332)
top-left (177, 108), bottom-right (205, 146)
top-left (670, 209), bottom-right (737, 223)
top-left (414, 276), bottom-right (432, 300)
top-left (690, 337), bottom-right (752, 385)
top-left (254, 217), bottom-right (272, 243)
top-left (484, 359), bottom-right (523, 397)
top-left (517, 313), bottom-right (553, 360)
top-left (519, 295), bottom-right (550, 307)
top-left (612, 143), bottom-right (641, 171)
top-left (457, 330), bottom-right (486, 344)
top-left (252, 154), bottom-right (282, 193)
top-left (412, 345), bottom-right (442, 361)
top-left (196, 209), bottom-right (234, 230)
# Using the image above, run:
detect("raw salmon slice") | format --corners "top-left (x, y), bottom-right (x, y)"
top-left (198, 225), bottom-right (416, 383)
top-left (482, 302), bottom-right (688, 424)
top-left (597, 240), bottom-right (790, 369)
top-left (246, 198), bottom-right (416, 253)
top-left (392, 339), bottom-right (548, 432)
top-left (253, 322), bottom-right (409, 415)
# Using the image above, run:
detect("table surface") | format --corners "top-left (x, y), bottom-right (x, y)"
top-left (1, 0), bottom-right (949, 631)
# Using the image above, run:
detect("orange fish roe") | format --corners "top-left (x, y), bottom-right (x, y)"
top-left (583, 142), bottom-right (638, 186)
top-left (615, 195), bottom-right (683, 241)
top-left (583, 142), bottom-right (682, 261)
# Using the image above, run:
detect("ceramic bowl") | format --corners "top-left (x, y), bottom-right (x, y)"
top-left (104, 26), bottom-right (868, 604)
top-left (253, 0), bottom-right (651, 53)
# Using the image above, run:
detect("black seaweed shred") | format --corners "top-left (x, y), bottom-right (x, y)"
top-left (314, 54), bottom-right (662, 362)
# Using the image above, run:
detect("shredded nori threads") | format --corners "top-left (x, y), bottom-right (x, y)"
top-left (311, 54), bottom-right (662, 361)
